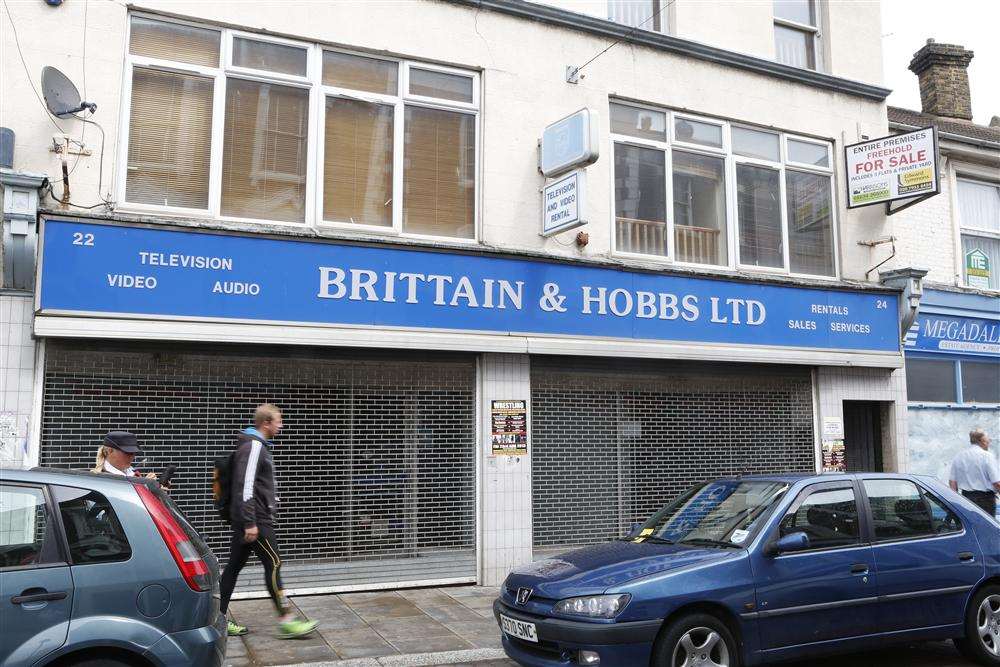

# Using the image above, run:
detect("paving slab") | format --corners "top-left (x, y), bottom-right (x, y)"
top-left (342, 592), bottom-right (426, 621)
top-left (223, 636), bottom-right (254, 667)
top-left (323, 625), bottom-right (398, 659)
top-left (369, 615), bottom-right (455, 641)
top-left (440, 587), bottom-right (501, 598)
top-left (293, 595), bottom-right (369, 631)
top-left (410, 603), bottom-right (484, 624)
top-left (441, 620), bottom-right (504, 650)
top-left (396, 588), bottom-right (459, 606)
top-left (387, 635), bottom-right (475, 654)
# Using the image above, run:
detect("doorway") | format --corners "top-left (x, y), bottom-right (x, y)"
top-left (843, 401), bottom-right (884, 472)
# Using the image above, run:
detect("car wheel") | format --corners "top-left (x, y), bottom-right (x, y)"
top-left (652, 612), bottom-right (740, 667)
top-left (955, 585), bottom-right (1000, 666)
top-left (69, 660), bottom-right (132, 667)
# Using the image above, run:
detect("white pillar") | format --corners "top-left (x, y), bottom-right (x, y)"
top-left (479, 353), bottom-right (533, 586)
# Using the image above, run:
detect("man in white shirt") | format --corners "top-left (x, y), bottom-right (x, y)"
top-left (949, 428), bottom-right (1000, 517)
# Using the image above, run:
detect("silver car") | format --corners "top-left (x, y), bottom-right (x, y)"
top-left (0, 468), bottom-right (226, 666)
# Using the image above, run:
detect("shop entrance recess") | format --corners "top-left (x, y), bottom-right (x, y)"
top-left (842, 401), bottom-right (884, 472)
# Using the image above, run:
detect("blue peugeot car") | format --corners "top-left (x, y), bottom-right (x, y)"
top-left (496, 473), bottom-right (1000, 667)
top-left (0, 468), bottom-right (227, 666)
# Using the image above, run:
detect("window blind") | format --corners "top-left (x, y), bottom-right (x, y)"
top-left (324, 97), bottom-right (394, 226)
top-left (126, 68), bottom-right (213, 209)
top-left (233, 38), bottom-right (307, 76)
top-left (129, 16), bottom-right (220, 67)
top-left (786, 170), bottom-right (833, 276)
top-left (737, 164), bottom-right (783, 268)
top-left (958, 179), bottom-right (1000, 233)
top-left (403, 107), bottom-right (475, 238)
top-left (221, 79), bottom-right (309, 223)
top-left (323, 52), bottom-right (398, 95)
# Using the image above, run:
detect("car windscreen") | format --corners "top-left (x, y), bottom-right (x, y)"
top-left (636, 480), bottom-right (789, 548)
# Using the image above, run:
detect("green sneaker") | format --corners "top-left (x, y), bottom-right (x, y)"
top-left (278, 618), bottom-right (318, 639)
top-left (227, 620), bottom-right (248, 636)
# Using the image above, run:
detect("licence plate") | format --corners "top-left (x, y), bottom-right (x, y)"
top-left (500, 613), bottom-right (538, 643)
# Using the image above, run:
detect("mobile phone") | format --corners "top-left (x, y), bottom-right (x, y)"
top-left (160, 464), bottom-right (178, 487)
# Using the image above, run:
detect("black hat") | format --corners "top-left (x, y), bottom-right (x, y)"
top-left (103, 431), bottom-right (142, 454)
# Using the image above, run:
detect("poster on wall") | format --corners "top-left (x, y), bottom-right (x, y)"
top-left (845, 127), bottom-right (938, 209)
top-left (966, 249), bottom-right (992, 290)
top-left (822, 439), bottom-right (846, 472)
top-left (491, 400), bottom-right (528, 456)
top-left (822, 417), bottom-right (844, 440)
top-left (0, 412), bottom-right (22, 466)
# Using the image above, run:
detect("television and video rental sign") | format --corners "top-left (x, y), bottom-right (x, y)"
top-left (845, 127), bottom-right (938, 208)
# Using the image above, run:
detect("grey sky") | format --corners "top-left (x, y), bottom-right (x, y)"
top-left (881, 0), bottom-right (1000, 125)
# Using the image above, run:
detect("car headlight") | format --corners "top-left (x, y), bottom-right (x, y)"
top-left (553, 594), bottom-right (631, 619)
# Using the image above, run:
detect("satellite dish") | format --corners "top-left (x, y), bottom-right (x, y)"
top-left (41, 66), bottom-right (97, 117)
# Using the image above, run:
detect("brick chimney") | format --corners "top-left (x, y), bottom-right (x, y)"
top-left (908, 39), bottom-right (975, 120)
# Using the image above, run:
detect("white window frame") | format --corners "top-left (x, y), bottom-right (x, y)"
top-left (955, 175), bottom-right (1000, 291)
top-left (956, 176), bottom-right (1000, 236)
top-left (607, 0), bottom-right (669, 34)
top-left (117, 12), bottom-right (480, 242)
top-left (609, 102), bottom-right (839, 279)
top-left (773, 0), bottom-right (822, 72)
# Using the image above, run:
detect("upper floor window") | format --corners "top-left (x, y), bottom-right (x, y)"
top-left (957, 178), bottom-right (1000, 290)
top-left (773, 0), bottom-right (820, 70)
top-left (608, 0), bottom-right (667, 32)
top-left (611, 101), bottom-right (836, 277)
top-left (121, 15), bottom-right (478, 239)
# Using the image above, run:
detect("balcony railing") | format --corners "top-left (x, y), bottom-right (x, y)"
top-left (676, 223), bottom-right (722, 265)
top-left (616, 217), bottom-right (721, 265)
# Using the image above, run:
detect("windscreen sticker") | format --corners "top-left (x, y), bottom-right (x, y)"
top-left (633, 528), bottom-right (654, 543)
top-left (730, 529), bottom-right (750, 544)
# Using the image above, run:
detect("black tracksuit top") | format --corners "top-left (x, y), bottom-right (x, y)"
top-left (230, 431), bottom-right (277, 527)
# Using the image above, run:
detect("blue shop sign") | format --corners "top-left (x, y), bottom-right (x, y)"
top-left (39, 219), bottom-right (901, 353)
top-left (905, 313), bottom-right (1000, 358)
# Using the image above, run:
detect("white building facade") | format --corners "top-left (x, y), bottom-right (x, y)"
top-left (2, 0), bottom-right (919, 593)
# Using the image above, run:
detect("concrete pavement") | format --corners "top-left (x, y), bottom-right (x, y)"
top-left (224, 586), bottom-right (503, 666)
top-left (223, 585), bottom-right (978, 667)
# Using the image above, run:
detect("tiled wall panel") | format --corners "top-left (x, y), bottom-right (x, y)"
top-left (0, 295), bottom-right (35, 468)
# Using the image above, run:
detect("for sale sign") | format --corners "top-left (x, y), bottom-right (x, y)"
top-left (845, 127), bottom-right (938, 209)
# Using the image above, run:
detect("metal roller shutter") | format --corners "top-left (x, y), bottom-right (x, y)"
top-left (40, 341), bottom-right (477, 594)
top-left (530, 357), bottom-right (815, 555)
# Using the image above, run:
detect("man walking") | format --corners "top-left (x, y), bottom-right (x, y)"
top-left (949, 428), bottom-right (1000, 518)
top-left (220, 404), bottom-right (318, 638)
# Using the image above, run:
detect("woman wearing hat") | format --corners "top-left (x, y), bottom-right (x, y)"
top-left (92, 431), bottom-right (157, 481)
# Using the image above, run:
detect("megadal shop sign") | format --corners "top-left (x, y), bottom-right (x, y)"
top-left (905, 313), bottom-right (1000, 358)
top-left (39, 219), bottom-right (900, 353)
top-left (845, 127), bottom-right (938, 208)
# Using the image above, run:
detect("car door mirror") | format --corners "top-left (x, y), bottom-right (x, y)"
top-left (625, 522), bottom-right (642, 538)
top-left (767, 532), bottom-right (810, 556)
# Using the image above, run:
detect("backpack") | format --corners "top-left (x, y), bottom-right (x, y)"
top-left (212, 452), bottom-right (234, 524)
